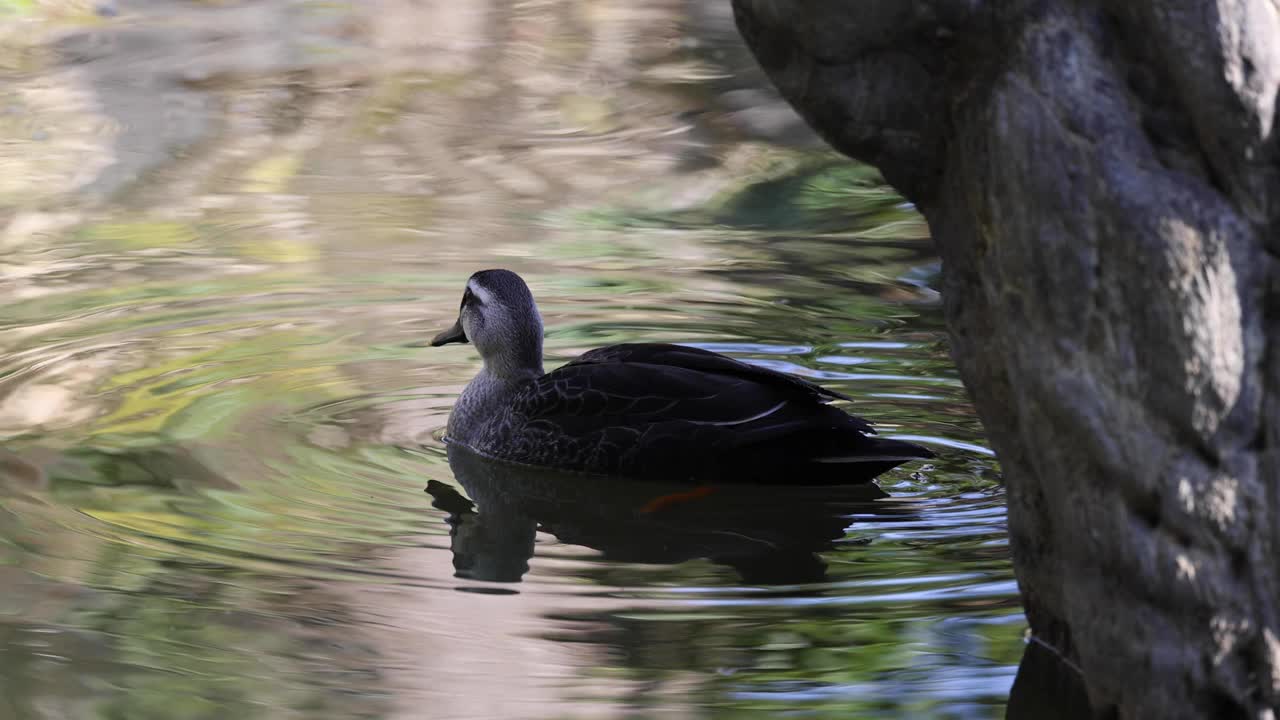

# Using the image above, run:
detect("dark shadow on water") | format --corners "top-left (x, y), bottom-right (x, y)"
top-left (427, 444), bottom-right (916, 586)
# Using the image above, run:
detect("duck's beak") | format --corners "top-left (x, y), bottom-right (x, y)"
top-left (430, 318), bottom-right (468, 346)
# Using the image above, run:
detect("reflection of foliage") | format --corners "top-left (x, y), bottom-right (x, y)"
top-left (67, 553), bottom-right (386, 720)
top-left (556, 154), bottom-right (940, 334)
top-left (40, 438), bottom-right (434, 572)
top-left (567, 155), bottom-right (929, 238)
top-left (81, 221), bottom-right (199, 249)
top-left (242, 151), bottom-right (304, 194)
top-left (547, 603), bottom-right (1020, 718)
top-left (0, 0), bottom-right (35, 16)
top-left (4, 435), bottom-right (427, 720)
top-left (1, 294), bottom-right (443, 716)
top-left (711, 159), bottom-right (923, 235)
top-left (86, 585), bottom-right (311, 720)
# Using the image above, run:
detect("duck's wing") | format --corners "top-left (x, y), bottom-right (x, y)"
top-left (564, 343), bottom-right (854, 404)
top-left (470, 344), bottom-right (928, 481)
top-left (514, 358), bottom-right (857, 439)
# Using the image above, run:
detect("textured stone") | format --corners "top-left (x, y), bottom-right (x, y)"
top-left (732, 1), bottom-right (1280, 717)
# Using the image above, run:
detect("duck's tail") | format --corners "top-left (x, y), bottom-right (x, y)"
top-left (812, 436), bottom-right (934, 464)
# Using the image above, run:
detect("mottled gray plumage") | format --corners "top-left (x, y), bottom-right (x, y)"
top-left (432, 269), bottom-right (932, 484)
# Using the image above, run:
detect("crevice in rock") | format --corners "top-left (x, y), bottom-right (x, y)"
top-left (1207, 688), bottom-right (1251, 719)
top-left (1101, 6), bottom-right (1218, 186)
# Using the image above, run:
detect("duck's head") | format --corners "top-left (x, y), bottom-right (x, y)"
top-left (432, 269), bottom-right (544, 377)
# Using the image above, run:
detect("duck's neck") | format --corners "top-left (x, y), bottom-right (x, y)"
top-left (448, 363), bottom-right (542, 445)
top-left (477, 331), bottom-right (544, 380)
top-left (481, 353), bottom-right (544, 381)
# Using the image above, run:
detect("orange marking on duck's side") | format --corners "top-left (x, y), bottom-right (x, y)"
top-left (639, 485), bottom-right (717, 514)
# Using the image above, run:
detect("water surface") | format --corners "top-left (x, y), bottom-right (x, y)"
top-left (0, 1), bottom-right (1019, 718)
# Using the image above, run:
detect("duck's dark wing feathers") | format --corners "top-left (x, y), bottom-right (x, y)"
top-left (566, 343), bottom-right (854, 404)
top-left (468, 343), bottom-right (929, 483)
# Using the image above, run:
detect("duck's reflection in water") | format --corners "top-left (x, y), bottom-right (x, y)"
top-left (427, 444), bottom-right (918, 586)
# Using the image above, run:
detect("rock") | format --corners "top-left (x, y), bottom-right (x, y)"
top-left (731, 1), bottom-right (1280, 717)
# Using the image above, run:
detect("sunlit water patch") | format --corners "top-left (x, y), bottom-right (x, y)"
top-left (0, 1), bottom-right (1018, 718)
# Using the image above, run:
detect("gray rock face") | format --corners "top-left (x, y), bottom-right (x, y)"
top-left (731, 1), bottom-right (1280, 717)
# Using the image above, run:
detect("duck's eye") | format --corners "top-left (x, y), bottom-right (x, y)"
top-left (462, 287), bottom-right (485, 310)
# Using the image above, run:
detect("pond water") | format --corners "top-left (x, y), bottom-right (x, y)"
top-left (0, 1), bottom-right (1021, 718)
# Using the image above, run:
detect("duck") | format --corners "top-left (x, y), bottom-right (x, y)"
top-left (430, 269), bottom-right (933, 484)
